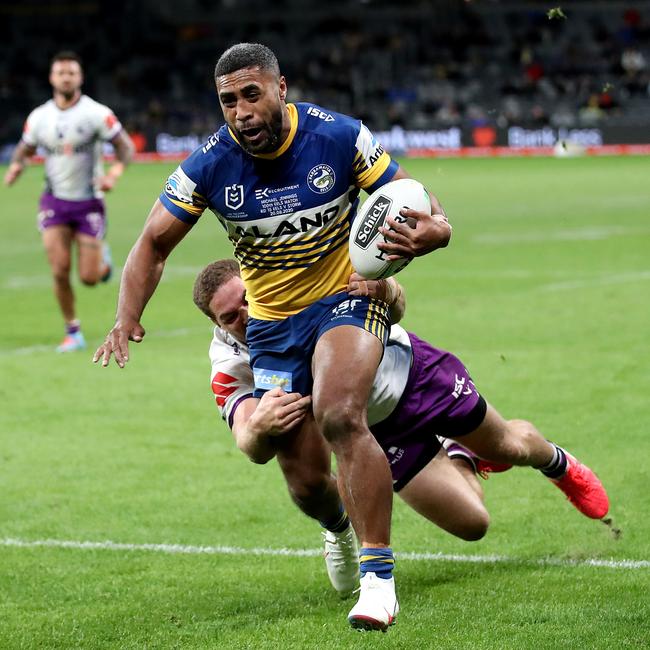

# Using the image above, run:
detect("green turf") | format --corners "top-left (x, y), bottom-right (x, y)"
top-left (1, 156), bottom-right (649, 648)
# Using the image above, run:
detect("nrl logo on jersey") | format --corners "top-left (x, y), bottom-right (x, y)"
top-left (307, 164), bottom-right (336, 194)
top-left (225, 184), bottom-right (245, 210)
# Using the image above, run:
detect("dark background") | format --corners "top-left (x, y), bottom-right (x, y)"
top-left (1, 0), bottom-right (649, 151)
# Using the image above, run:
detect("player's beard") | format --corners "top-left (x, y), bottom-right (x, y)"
top-left (239, 105), bottom-right (284, 155)
top-left (55, 87), bottom-right (78, 102)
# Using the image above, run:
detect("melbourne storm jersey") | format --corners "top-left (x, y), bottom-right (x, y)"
top-left (161, 103), bottom-right (398, 320)
top-left (209, 324), bottom-right (412, 429)
top-left (22, 95), bottom-right (123, 200)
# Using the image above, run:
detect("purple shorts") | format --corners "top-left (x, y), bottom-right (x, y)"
top-left (371, 333), bottom-right (487, 491)
top-left (37, 193), bottom-right (106, 239)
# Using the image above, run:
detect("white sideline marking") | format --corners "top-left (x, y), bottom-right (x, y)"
top-left (2, 537), bottom-right (648, 570)
top-left (2, 265), bottom-right (203, 290)
top-left (474, 225), bottom-right (650, 245)
top-left (539, 270), bottom-right (650, 292)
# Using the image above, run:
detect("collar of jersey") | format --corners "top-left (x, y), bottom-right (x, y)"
top-left (228, 103), bottom-right (298, 159)
top-left (53, 93), bottom-right (84, 112)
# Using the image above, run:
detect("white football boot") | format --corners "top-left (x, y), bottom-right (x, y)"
top-left (348, 571), bottom-right (399, 632)
top-left (323, 525), bottom-right (359, 596)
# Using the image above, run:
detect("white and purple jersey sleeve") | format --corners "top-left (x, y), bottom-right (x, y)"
top-left (209, 327), bottom-right (255, 428)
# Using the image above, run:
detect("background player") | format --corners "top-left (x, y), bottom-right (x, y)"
top-left (93, 42), bottom-right (451, 630)
top-left (192, 259), bottom-right (610, 630)
top-left (4, 51), bottom-right (134, 352)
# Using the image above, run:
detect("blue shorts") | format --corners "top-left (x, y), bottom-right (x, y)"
top-left (247, 292), bottom-right (390, 397)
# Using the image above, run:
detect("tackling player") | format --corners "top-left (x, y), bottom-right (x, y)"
top-left (4, 51), bottom-right (134, 352)
top-left (193, 259), bottom-right (610, 630)
top-left (94, 42), bottom-right (450, 630)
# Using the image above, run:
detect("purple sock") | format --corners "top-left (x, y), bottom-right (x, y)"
top-left (66, 320), bottom-right (80, 335)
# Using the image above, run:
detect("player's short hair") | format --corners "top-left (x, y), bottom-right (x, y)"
top-left (193, 259), bottom-right (241, 321)
top-left (214, 43), bottom-right (280, 80)
top-left (51, 51), bottom-right (83, 69)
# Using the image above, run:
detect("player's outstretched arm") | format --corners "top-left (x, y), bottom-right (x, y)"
top-left (3, 141), bottom-right (37, 186)
top-left (93, 199), bottom-right (192, 368)
top-left (377, 165), bottom-right (452, 260)
top-left (97, 130), bottom-right (135, 192)
top-left (347, 273), bottom-right (406, 323)
top-left (232, 388), bottom-right (312, 464)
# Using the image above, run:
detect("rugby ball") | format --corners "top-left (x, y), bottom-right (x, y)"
top-left (349, 178), bottom-right (430, 279)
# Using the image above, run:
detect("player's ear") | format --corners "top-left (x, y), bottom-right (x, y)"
top-left (279, 76), bottom-right (287, 101)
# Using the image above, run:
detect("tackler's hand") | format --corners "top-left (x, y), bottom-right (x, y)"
top-left (248, 387), bottom-right (312, 437)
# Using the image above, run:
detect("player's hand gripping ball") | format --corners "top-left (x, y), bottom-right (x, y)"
top-left (349, 178), bottom-right (430, 279)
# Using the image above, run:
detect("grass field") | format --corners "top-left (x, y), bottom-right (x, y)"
top-left (1, 155), bottom-right (649, 649)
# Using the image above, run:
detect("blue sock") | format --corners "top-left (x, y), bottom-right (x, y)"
top-left (359, 547), bottom-right (394, 579)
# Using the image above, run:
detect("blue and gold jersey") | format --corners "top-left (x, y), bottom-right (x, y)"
top-left (160, 102), bottom-right (398, 320)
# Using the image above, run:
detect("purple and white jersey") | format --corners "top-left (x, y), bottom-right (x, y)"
top-left (22, 95), bottom-right (122, 200)
top-left (209, 328), bottom-right (255, 429)
top-left (208, 324), bottom-right (412, 429)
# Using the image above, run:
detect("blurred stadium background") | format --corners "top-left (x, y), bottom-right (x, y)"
top-left (1, 0), bottom-right (650, 159)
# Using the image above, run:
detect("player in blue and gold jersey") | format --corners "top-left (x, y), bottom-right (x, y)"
top-left (94, 43), bottom-right (453, 631)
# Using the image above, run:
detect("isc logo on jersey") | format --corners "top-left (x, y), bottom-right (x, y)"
top-left (202, 133), bottom-right (220, 153)
top-left (306, 106), bottom-right (335, 122)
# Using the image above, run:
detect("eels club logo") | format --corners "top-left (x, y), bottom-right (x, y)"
top-left (307, 164), bottom-right (336, 194)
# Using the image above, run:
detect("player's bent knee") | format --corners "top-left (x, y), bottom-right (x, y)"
top-left (286, 475), bottom-right (331, 505)
top-left (52, 266), bottom-right (71, 282)
top-left (315, 403), bottom-right (366, 445)
top-left (79, 272), bottom-right (100, 286)
top-left (457, 510), bottom-right (490, 541)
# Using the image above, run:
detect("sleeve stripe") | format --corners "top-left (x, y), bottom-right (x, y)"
top-left (159, 193), bottom-right (201, 224)
top-left (227, 393), bottom-right (255, 429)
top-left (355, 152), bottom-right (392, 189)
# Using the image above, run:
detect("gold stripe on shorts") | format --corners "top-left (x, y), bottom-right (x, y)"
top-left (364, 298), bottom-right (389, 342)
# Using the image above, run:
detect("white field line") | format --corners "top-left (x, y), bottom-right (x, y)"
top-left (0, 326), bottom-right (205, 358)
top-left (474, 225), bottom-right (650, 245)
top-left (1, 537), bottom-right (648, 571)
top-left (538, 270), bottom-right (650, 291)
top-left (2, 265), bottom-right (204, 290)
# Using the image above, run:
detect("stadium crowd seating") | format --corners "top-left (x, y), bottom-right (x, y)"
top-left (1, 0), bottom-right (648, 150)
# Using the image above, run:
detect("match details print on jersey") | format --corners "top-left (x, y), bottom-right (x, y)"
top-left (160, 103), bottom-right (398, 320)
